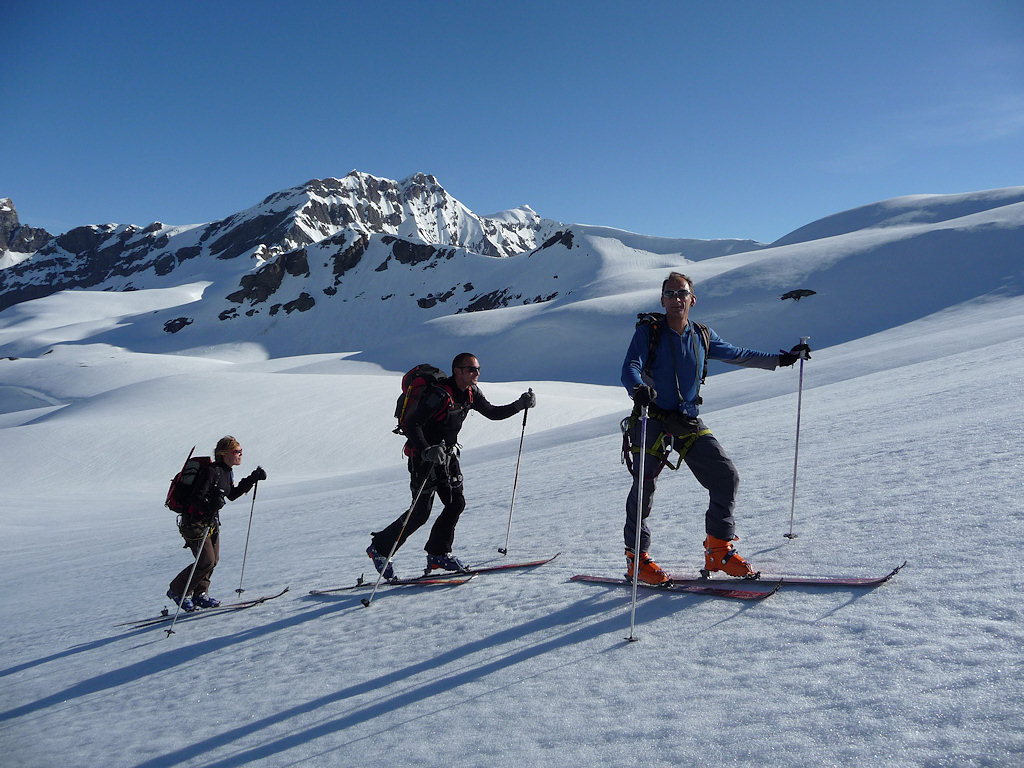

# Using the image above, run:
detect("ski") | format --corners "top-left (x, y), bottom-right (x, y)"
top-left (308, 553), bottom-right (559, 595)
top-left (308, 575), bottom-right (475, 595)
top-left (124, 587), bottom-right (290, 629)
top-left (416, 552), bottom-right (561, 580)
top-left (570, 574), bottom-right (780, 600)
top-left (669, 560), bottom-right (907, 587)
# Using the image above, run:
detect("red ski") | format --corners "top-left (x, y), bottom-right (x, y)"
top-left (670, 561), bottom-right (907, 588)
top-left (570, 574), bottom-right (780, 600)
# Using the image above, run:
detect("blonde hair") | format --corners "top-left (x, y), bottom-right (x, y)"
top-left (214, 435), bottom-right (240, 459)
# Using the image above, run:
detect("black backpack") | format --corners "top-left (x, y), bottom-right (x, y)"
top-left (636, 312), bottom-right (711, 403)
top-left (165, 447), bottom-right (212, 513)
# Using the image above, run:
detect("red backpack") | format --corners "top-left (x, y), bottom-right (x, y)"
top-left (393, 364), bottom-right (451, 435)
top-left (165, 447), bottom-right (212, 513)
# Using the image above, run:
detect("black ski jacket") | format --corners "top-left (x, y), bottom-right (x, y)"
top-left (405, 378), bottom-right (521, 456)
top-left (187, 459), bottom-right (256, 523)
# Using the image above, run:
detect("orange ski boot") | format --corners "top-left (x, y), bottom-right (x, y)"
top-left (625, 549), bottom-right (670, 585)
top-left (702, 535), bottom-right (760, 579)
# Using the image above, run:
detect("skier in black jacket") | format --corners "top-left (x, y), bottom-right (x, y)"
top-left (367, 353), bottom-right (535, 577)
top-left (167, 435), bottom-right (266, 610)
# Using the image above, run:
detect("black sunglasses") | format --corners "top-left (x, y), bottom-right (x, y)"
top-left (457, 366), bottom-right (481, 374)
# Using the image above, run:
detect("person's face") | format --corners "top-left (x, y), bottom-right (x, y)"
top-left (452, 357), bottom-right (481, 391)
top-left (224, 446), bottom-right (243, 467)
top-left (660, 280), bottom-right (695, 320)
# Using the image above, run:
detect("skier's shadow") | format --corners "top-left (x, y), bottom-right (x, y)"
top-left (127, 586), bottom-right (740, 768)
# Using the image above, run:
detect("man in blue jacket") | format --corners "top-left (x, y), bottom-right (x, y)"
top-left (620, 272), bottom-right (809, 583)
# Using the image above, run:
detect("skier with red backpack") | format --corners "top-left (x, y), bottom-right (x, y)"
top-left (367, 353), bottom-right (536, 579)
top-left (166, 435), bottom-right (266, 611)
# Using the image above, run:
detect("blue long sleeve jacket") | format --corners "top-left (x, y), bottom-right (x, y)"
top-left (621, 321), bottom-right (779, 417)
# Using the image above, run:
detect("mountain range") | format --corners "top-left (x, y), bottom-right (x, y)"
top-left (2, 174), bottom-right (1023, 384)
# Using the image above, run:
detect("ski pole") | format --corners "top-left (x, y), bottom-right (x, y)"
top-left (784, 336), bottom-right (810, 540)
top-left (361, 467), bottom-right (435, 608)
top-left (235, 481), bottom-right (258, 594)
top-left (498, 388), bottom-right (532, 555)
top-left (166, 524), bottom-right (212, 637)
top-left (626, 406), bottom-right (648, 643)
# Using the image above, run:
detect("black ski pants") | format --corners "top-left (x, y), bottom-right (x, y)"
top-left (372, 455), bottom-right (466, 559)
top-left (624, 414), bottom-right (740, 554)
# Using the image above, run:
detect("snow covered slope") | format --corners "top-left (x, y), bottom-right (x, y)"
top-left (0, 185), bottom-right (1022, 767)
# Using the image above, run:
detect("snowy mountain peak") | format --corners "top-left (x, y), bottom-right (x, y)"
top-left (0, 172), bottom-right (570, 315)
top-left (0, 197), bottom-right (52, 269)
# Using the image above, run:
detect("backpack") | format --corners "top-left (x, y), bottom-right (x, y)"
top-left (636, 312), bottom-right (711, 403)
top-left (165, 447), bottom-right (212, 513)
top-left (393, 364), bottom-right (452, 436)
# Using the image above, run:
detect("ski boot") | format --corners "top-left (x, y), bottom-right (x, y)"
top-left (702, 535), bottom-right (760, 579)
top-left (425, 552), bottom-right (469, 574)
top-left (166, 589), bottom-right (195, 612)
top-left (366, 544), bottom-right (396, 580)
top-left (194, 593), bottom-right (221, 609)
top-left (625, 548), bottom-right (670, 585)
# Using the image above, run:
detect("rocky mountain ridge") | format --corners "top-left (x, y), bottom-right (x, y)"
top-left (0, 173), bottom-right (762, 358)
top-left (0, 172), bottom-right (570, 313)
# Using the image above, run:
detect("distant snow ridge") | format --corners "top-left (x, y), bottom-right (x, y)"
top-left (771, 186), bottom-right (1024, 246)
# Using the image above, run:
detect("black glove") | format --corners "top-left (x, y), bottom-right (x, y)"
top-left (249, 466), bottom-right (267, 482)
top-left (422, 444), bottom-right (448, 465)
top-left (779, 342), bottom-right (812, 367)
top-left (632, 384), bottom-right (657, 407)
top-left (517, 390), bottom-right (536, 410)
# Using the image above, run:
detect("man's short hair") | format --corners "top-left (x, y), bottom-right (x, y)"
top-left (452, 352), bottom-right (477, 372)
top-left (662, 272), bottom-right (694, 292)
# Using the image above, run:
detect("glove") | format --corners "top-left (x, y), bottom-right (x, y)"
top-left (422, 444), bottom-right (448, 465)
top-left (632, 384), bottom-right (657, 407)
top-left (779, 342), bottom-right (812, 367)
top-left (249, 466), bottom-right (267, 482)
top-left (517, 390), bottom-right (536, 410)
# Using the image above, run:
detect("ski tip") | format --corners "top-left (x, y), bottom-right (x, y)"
top-left (887, 561), bottom-right (908, 580)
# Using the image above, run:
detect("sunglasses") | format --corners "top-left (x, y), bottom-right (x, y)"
top-left (662, 289), bottom-right (693, 300)
top-left (232, 449), bottom-right (243, 455)
top-left (457, 366), bottom-right (481, 374)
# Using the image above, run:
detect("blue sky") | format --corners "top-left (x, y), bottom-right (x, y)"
top-left (4, 0), bottom-right (1023, 242)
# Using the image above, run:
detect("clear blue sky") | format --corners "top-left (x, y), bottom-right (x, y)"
top-left (4, 0), bottom-right (1023, 242)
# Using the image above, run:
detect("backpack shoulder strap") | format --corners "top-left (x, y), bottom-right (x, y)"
top-left (690, 321), bottom-right (711, 384)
